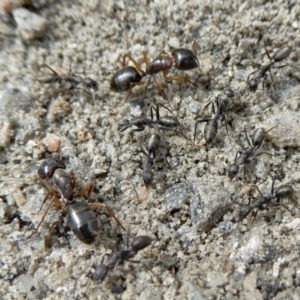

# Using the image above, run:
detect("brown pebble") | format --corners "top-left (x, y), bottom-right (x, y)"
top-left (43, 133), bottom-right (60, 152)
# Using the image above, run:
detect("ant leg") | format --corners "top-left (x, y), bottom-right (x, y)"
top-left (269, 69), bottom-right (275, 91)
top-left (264, 41), bottom-right (272, 61)
top-left (157, 102), bottom-right (177, 116)
top-left (123, 54), bottom-right (144, 74)
top-left (128, 180), bottom-right (140, 203)
top-left (142, 51), bottom-right (150, 65)
top-left (255, 185), bottom-right (264, 198)
top-left (265, 122), bottom-right (279, 135)
top-left (88, 203), bottom-right (126, 232)
top-left (270, 175), bottom-right (277, 195)
top-left (37, 191), bottom-right (52, 214)
top-left (255, 151), bottom-right (274, 157)
top-left (272, 203), bottom-right (294, 215)
top-left (76, 183), bottom-right (93, 199)
top-left (243, 127), bottom-right (252, 147)
top-left (250, 209), bottom-right (258, 228)
top-left (129, 127), bottom-right (148, 142)
top-left (153, 78), bottom-right (168, 100)
top-left (70, 170), bottom-right (76, 189)
top-left (275, 64), bottom-right (300, 72)
top-left (164, 74), bottom-right (193, 84)
top-left (223, 113), bottom-right (232, 143)
top-left (41, 180), bottom-right (61, 209)
top-left (29, 197), bottom-right (56, 238)
top-left (234, 138), bottom-right (247, 151)
top-left (157, 50), bottom-right (172, 57)
top-left (79, 87), bottom-right (96, 105)
top-left (43, 64), bottom-right (59, 76)
top-left (126, 81), bottom-right (146, 101)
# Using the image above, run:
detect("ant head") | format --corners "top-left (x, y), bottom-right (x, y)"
top-left (37, 158), bottom-right (66, 179)
top-left (248, 78), bottom-right (259, 92)
top-left (239, 205), bottom-right (252, 220)
top-left (228, 163), bottom-right (239, 180)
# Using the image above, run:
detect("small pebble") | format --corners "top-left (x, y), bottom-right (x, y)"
top-left (43, 133), bottom-right (60, 152)
top-left (12, 7), bottom-right (47, 40)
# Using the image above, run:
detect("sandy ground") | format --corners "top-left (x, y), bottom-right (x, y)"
top-left (1, 0), bottom-right (300, 299)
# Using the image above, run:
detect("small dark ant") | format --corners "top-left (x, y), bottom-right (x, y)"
top-left (240, 173), bottom-right (295, 226)
top-left (118, 117), bottom-right (153, 133)
top-left (118, 103), bottom-right (183, 135)
top-left (131, 154), bottom-right (155, 188)
top-left (38, 64), bottom-right (99, 103)
top-left (194, 96), bottom-right (233, 145)
top-left (88, 227), bottom-right (153, 282)
top-left (142, 156), bottom-right (155, 188)
top-left (141, 131), bottom-right (170, 187)
top-left (31, 158), bottom-right (125, 244)
top-left (151, 103), bottom-right (181, 131)
top-left (228, 127), bottom-right (274, 179)
top-left (247, 44), bottom-right (297, 93)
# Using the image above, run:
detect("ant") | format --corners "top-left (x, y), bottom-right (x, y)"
top-left (88, 227), bottom-right (153, 282)
top-left (240, 172), bottom-right (295, 226)
top-left (131, 154), bottom-right (155, 188)
top-left (228, 126), bottom-right (275, 179)
top-left (31, 158), bottom-right (125, 244)
top-left (140, 131), bottom-right (170, 187)
top-left (194, 96), bottom-right (234, 145)
top-left (112, 47), bottom-right (199, 100)
top-left (38, 64), bottom-right (99, 103)
top-left (118, 103), bottom-right (182, 134)
top-left (247, 44), bottom-right (297, 93)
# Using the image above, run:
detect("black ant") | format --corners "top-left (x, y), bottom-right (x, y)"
top-left (88, 227), bottom-right (153, 282)
top-left (140, 131), bottom-right (170, 187)
top-left (247, 44), bottom-right (297, 93)
top-left (118, 103), bottom-right (182, 135)
top-left (38, 64), bottom-right (99, 103)
top-left (240, 172), bottom-right (295, 226)
top-left (228, 126), bottom-right (275, 179)
top-left (31, 158), bottom-right (125, 244)
top-left (194, 96), bottom-right (233, 145)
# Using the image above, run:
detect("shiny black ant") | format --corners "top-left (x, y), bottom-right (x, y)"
top-left (228, 126), bottom-right (275, 179)
top-left (31, 158), bottom-right (125, 244)
top-left (88, 228), bottom-right (153, 282)
top-left (118, 103), bottom-right (182, 135)
top-left (141, 131), bottom-right (171, 187)
top-left (194, 96), bottom-right (234, 145)
top-left (111, 47), bottom-right (199, 100)
top-left (247, 44), bottom-right (297, 93)
top-left (240, 172), bottom-right (295, 226)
